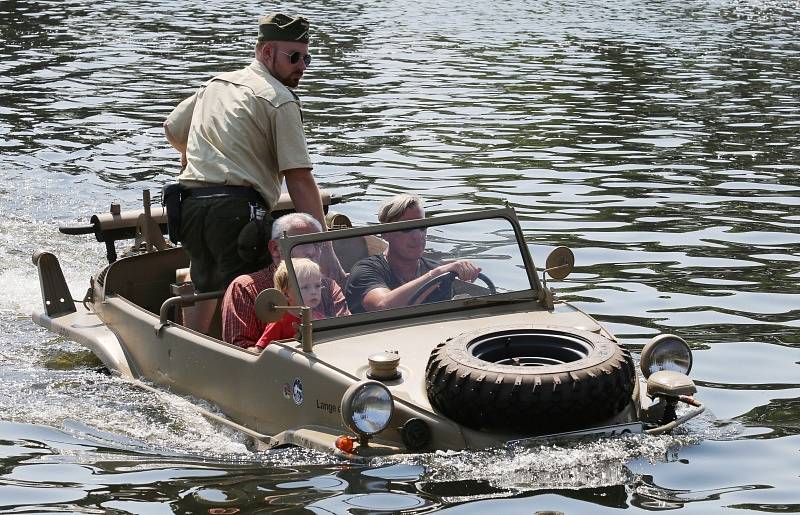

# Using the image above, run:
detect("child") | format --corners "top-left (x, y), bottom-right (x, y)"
top-left (255, 258), bottom-right (323, 350)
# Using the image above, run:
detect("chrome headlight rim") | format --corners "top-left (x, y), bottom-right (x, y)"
top-left (341, 380), bottom-right (394, 437)
top-left (640, 334), bottom-right (693, 378)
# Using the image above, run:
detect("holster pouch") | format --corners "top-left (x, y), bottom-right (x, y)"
top-left (237, 204), bottom-right (273, 263)
top-left (162, 183), bottom-right (184, 244)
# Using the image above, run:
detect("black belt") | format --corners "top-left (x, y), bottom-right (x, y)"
top-left (183, 185), bottom-right (264, 205)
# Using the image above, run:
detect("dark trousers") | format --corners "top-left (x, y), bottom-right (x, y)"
top-left (180, 196), bottom-right (270, 292)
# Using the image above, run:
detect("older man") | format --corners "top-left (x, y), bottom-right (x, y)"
top-left (222, 213), bottom-right (349, 348)
top-left (345, 194), bottom-right (480, 313)
top-left (164, 13), bottom-right (327, 293)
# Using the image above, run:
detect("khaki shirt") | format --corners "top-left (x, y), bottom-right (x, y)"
top-left (166, 60), bottom-right (312, 208)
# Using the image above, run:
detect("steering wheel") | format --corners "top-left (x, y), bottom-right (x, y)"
top-left (407, 271), bottom-right (497, 306)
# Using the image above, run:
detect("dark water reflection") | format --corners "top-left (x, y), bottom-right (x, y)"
top-left (1, 0), bottom-right (799, 512)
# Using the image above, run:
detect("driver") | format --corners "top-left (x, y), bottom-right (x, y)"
top-left (345, 194), bottom-right (480, 313)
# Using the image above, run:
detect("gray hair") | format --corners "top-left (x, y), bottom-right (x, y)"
top-left (378, 194), bottom-right (424, 223)
top-left (271, 212), bottom-right (322, 240)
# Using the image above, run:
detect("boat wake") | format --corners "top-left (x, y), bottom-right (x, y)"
top-left (369, 408), bottom-right (736, 499)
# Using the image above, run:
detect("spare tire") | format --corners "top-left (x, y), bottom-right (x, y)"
top-left (425, 325), bottom-right (636, 435)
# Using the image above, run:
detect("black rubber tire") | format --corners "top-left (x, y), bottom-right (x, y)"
top-left (425, 325), bottom-right (637, 435)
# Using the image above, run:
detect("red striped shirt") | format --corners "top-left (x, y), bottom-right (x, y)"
top-left (221, 263), bottom-right (350, 348)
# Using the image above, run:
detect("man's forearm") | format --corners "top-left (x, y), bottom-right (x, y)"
top-left (284, 168), bottom-right (326, 228)
top-left (164, 123), bottom-right (188, 169)
top-left (363, 270), bottom-right (437, 311)
top-left (164, 123), bottom-right (186, 153)
top-left (285, 169), bottom-right (348, 282)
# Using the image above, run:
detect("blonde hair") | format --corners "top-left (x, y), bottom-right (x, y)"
top-left (378, 194), bottom-right (423, 223)
top-left (274, 258), bottom-right (320, 293)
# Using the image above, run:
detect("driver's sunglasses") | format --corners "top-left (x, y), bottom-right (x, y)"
top-left (277, 49), bottom-right (312, 66)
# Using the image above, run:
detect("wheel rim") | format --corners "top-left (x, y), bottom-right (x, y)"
top-left (467, 331), bottom-right (594, 366)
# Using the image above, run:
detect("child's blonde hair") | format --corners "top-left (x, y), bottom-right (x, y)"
top-left (274, 258), bottom-right (321, 293)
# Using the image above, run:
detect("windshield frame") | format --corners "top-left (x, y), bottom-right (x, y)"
top-left (276, 207), bottom-right (542, 330)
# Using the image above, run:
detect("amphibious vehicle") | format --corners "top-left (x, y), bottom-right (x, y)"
top-left (32, 191), bottom-right (704, 457)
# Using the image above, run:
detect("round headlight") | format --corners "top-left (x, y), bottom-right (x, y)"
top-left (640, 334), bottom-right (693, 378)
top-left (341, 381), bottom-right (394, 436)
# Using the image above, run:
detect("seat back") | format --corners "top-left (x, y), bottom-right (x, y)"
top-left (333, 235), bottom-right (388, 272)
top-left (172, 268), bottom-right (223, 339)
top-left (104, 248), bottom-right (190, 314)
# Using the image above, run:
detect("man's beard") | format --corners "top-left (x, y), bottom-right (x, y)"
top-left (281, 73), bottom-right (301, 88)
top-left (271, 55), bottom-right (302, 88)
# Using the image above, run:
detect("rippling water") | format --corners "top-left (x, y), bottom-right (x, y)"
top-left (2, 0), bottom-right (799, 512)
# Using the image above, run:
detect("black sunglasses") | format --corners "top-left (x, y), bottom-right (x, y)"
top-left (277, 49), bottom-right (311, 66)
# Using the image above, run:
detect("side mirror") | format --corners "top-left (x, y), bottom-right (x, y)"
top-left (254, 288), bottom-right (314, 353)
top-left (536, 246), bottom-right (575, 310)
top-left (545, 246), bottom-right (575, 280)
top-left (254, 288), bottom-right (290, 323)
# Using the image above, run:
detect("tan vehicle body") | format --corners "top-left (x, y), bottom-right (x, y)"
top-left (32, 192), bottom-right (701, 457)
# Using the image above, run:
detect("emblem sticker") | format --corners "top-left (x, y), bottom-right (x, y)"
top-left (281, 383), bottom-right (291, 400)
top-left (292, 378), bottom-right (304, 406)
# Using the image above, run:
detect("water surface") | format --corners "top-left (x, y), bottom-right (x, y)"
top-left (1, 0), bottom-right (799, 512)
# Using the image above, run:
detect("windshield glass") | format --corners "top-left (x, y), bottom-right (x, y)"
top-left (281, 214), bottom-right (535, 322)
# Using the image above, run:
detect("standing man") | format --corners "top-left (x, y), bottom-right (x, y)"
top-left (164, 12), bottom-right (327, 293)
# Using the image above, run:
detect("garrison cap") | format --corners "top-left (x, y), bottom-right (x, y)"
top-left (258, 13), bottom-right (310, 43)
